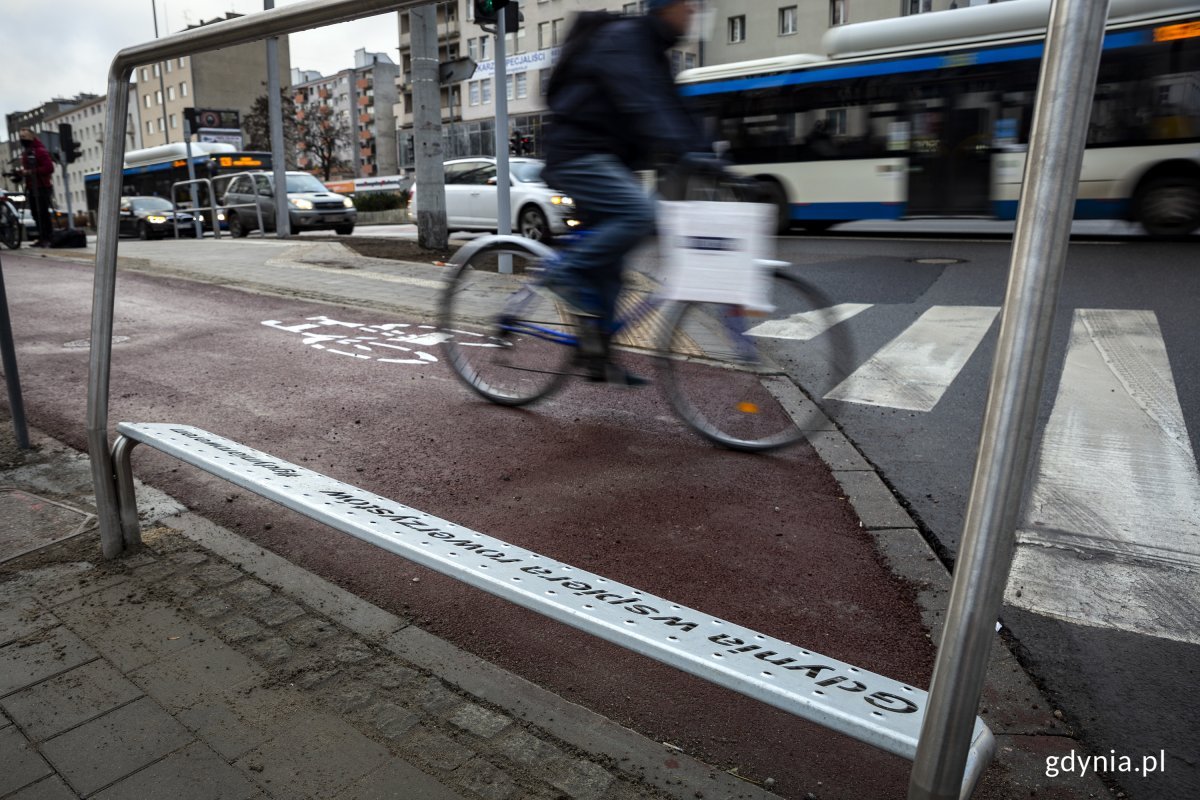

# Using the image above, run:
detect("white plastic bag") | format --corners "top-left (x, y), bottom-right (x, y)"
top-left (658, 200), bottom-right (775, 311)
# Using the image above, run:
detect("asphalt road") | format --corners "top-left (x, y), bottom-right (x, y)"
top-left (766, 232), bottom-right (1200, 800)
top-left (2, 251), bottom-right (947, 800)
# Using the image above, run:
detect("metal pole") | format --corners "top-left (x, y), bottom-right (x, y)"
top-left (265, 0), bottom-right (291, 238)
top-left (493, 9), bottom-right (512, 274)
top-left (907, 1), bottom-right (1111, 798)
top-left (152, 0), bottom-right (170, 145)
top-left (182, 119), bottom-right (203, 238)
top-left (89, 0), bottom-right (423, 557)
top-left (0, 255), bottom-right (30, 450)
top-left (413, 3), bottom-right (447, 249)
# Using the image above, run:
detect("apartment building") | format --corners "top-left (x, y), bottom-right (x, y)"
top-left (392, 1), bottom-right (701, 167)
top-left (292, 48), bottom-right (400, 179)
top-left (131, 13), bottom-right (291, 150)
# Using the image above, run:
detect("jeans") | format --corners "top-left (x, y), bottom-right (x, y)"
top-left (545, 154), bottom-right (655, 329)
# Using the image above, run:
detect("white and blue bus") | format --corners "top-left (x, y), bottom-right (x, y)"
top-left (677, 0), bottom-right (1200, 237)
top-left (84, 143), bottom-right (272, 229)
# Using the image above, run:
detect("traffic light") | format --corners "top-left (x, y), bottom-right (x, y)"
top-left (474, 0), bottom-right (519, 30)
top-left (58, 123), bottom-right (82, 164)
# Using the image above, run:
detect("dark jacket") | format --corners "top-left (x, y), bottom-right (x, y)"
top-left (543, 13), bottom-right (705, 176)
top-left (19, 137), bottom-right (55, 191)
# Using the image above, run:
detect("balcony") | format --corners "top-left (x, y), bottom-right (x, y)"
top-left (357, 96), bottom-right (371, 107)
top-left (356, 78), bottom-right (370, 90)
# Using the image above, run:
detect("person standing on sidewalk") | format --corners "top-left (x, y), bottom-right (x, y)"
top-left (16, 128), bottom-right (55, 248)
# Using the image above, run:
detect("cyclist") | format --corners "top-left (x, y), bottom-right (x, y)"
top-left (541, 0), bottom-right (711, 385)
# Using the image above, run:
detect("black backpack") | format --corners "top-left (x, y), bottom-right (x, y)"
top-left (545, 11), bottom-right (621, 105)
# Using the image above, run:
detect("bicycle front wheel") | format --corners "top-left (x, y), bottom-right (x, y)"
top-left (659, 270), bottom-right (851, 452)
top-left (0, 206), bottom-right (21, 250)
top-left (439, 237), bottom-right (578, 406)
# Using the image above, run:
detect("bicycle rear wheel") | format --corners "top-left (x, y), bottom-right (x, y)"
top-left (659, 269), bottom-right (853, 452)
top-left (439, 237), bottom-right (578, 406)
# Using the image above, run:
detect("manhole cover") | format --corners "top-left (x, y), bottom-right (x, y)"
top-left (910, 257), bottom-right (967, 265)
top-left (63, 336), bottom-right (131, 349)
top-left (0, 489), bottom-right (96, 563)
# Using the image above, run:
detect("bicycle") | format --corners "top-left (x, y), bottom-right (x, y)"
top-left (437, 169), bottom-right (853, 452)
top-left (0, 189), bottom-right (22, 250)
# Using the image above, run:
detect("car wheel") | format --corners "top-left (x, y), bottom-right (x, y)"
top-left (335, 224), bottom-right (354, 236)
top-left (518, 205), bottom-right (551, 243)
top-left (229, 213), bottom-right (248, 238)
top-left (137, 221), bottom-right (152, 241)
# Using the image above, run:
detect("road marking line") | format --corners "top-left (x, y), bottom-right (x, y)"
top-left (823, 305), bottom-right (999, 411)
top-left (747, 303), bottom-right (872, 341)
top-left (1007, 309), bottom-right (1200, 645)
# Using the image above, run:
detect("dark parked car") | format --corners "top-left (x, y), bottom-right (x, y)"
top-left (118, 196), bottom-right (197, 239)
top-left (222, 171), bottom-right (356, 237)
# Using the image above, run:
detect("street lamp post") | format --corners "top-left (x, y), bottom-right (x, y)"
top-left (151, 1), bottom-right (170, 145)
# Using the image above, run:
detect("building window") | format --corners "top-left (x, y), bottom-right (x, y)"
top-left (170, 113), bottom-right (177, 129)
top-left (538, 21), bottom-right (551, 50)
top-left (155, 90), bottom-right (162, 105)
top-left (552, 18), bottom-right (564, 44)
top-left (481, 78), bottom-right (492, 104)
top-left (180, 81), bottom-right (188, 97)
top-left (728, 15), bottom-right (746, 44)
top-left (831, 0), bottom-right (847, 25)
top-left (166, 60), bottom-right (172, 73)
top-left (479, 36), bottom-right (488, 60)
top-left (140, 67), bottom-right (148, 82)
top-left (780, 6), bottom-right (798, 35)
top-left (178, 57), bottom-right (186, 68)
top-left (167, 86), bottom-right (175, 101)
top-left (144, 95), bottom-right (152, 109)
top-left (539, 68), bottom-right (551, 96)
top-left (153, 64), bottom-right (160, 78)
top-left (469, 38), bottom-right (478, 61)
top-left (906, 0), bottom-right (932, 14)
top-left (146, 119), bottom-right (153, 134)
top-left (516, 72), bottom-right (528, 99)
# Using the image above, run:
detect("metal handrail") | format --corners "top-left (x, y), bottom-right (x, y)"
top-left (170, 178), bottom-right (220, 240)
top-left (88, 0), bottom-right (415, 557)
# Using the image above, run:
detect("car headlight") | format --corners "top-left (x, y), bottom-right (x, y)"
top-left (550, 195), bottom-right (574, 207)
top-left (217, 212), bottom-right (226, 221)
top-left (290, 198), bottom-right (314, 210)
top-left (147, 215), bottom-right (167, 224)
top-left (342, 197), bottom-right (354, 209)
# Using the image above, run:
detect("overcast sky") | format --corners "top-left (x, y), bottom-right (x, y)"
top-left (0, 0), bottom-right (403, 142)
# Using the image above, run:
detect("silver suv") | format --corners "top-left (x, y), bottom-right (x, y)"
top-left (408, 157), bottom-right (579, 243)
top-left (223, 171), bottom-right (356, 236)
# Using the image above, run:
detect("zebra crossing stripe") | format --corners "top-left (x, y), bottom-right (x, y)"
top-left (746, 303), bottom-right (872, 341)
top-left (1006, 309), bottom-right (1200, 646)
top-left (823, 305), bottom-right (1000, 412)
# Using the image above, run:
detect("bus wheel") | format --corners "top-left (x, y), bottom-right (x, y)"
top-left (1136, 176), bottom-right (1200, 238)
top-left (229, 213), bottom-right (248, 238)
top-left (757, 179), bottom-right (792, 235)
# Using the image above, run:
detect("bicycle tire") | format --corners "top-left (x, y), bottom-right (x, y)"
top-left (439, 236), bottom-right (578, 407)
top-left (0, 205), bottom-right (21, 250)
top-left (658, 269), bottom-right (854, 452)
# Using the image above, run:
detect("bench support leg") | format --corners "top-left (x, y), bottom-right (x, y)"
top-left (111, 435), bottom-right (143, 550)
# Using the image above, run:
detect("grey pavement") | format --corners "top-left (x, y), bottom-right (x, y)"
top-left (2, 234), bottom-right (1116, 799)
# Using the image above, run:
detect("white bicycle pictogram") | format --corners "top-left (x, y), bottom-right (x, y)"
top-left (262, 315), bottom-right (452, 365)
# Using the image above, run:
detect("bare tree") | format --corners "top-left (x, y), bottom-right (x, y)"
top-left (297, 105), bottom-right (351, 181)
top-left (243, 92), bottom-right (300, 168)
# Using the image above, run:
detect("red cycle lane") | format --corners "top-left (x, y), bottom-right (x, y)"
top-left (4, 253), bottom-right (949, 799)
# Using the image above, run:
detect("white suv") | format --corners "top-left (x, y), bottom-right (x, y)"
top-left (408, 157), bottom-right (578, 243)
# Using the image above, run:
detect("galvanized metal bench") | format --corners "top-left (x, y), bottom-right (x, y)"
top-left (111, 422), bottom-right (994, 798)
